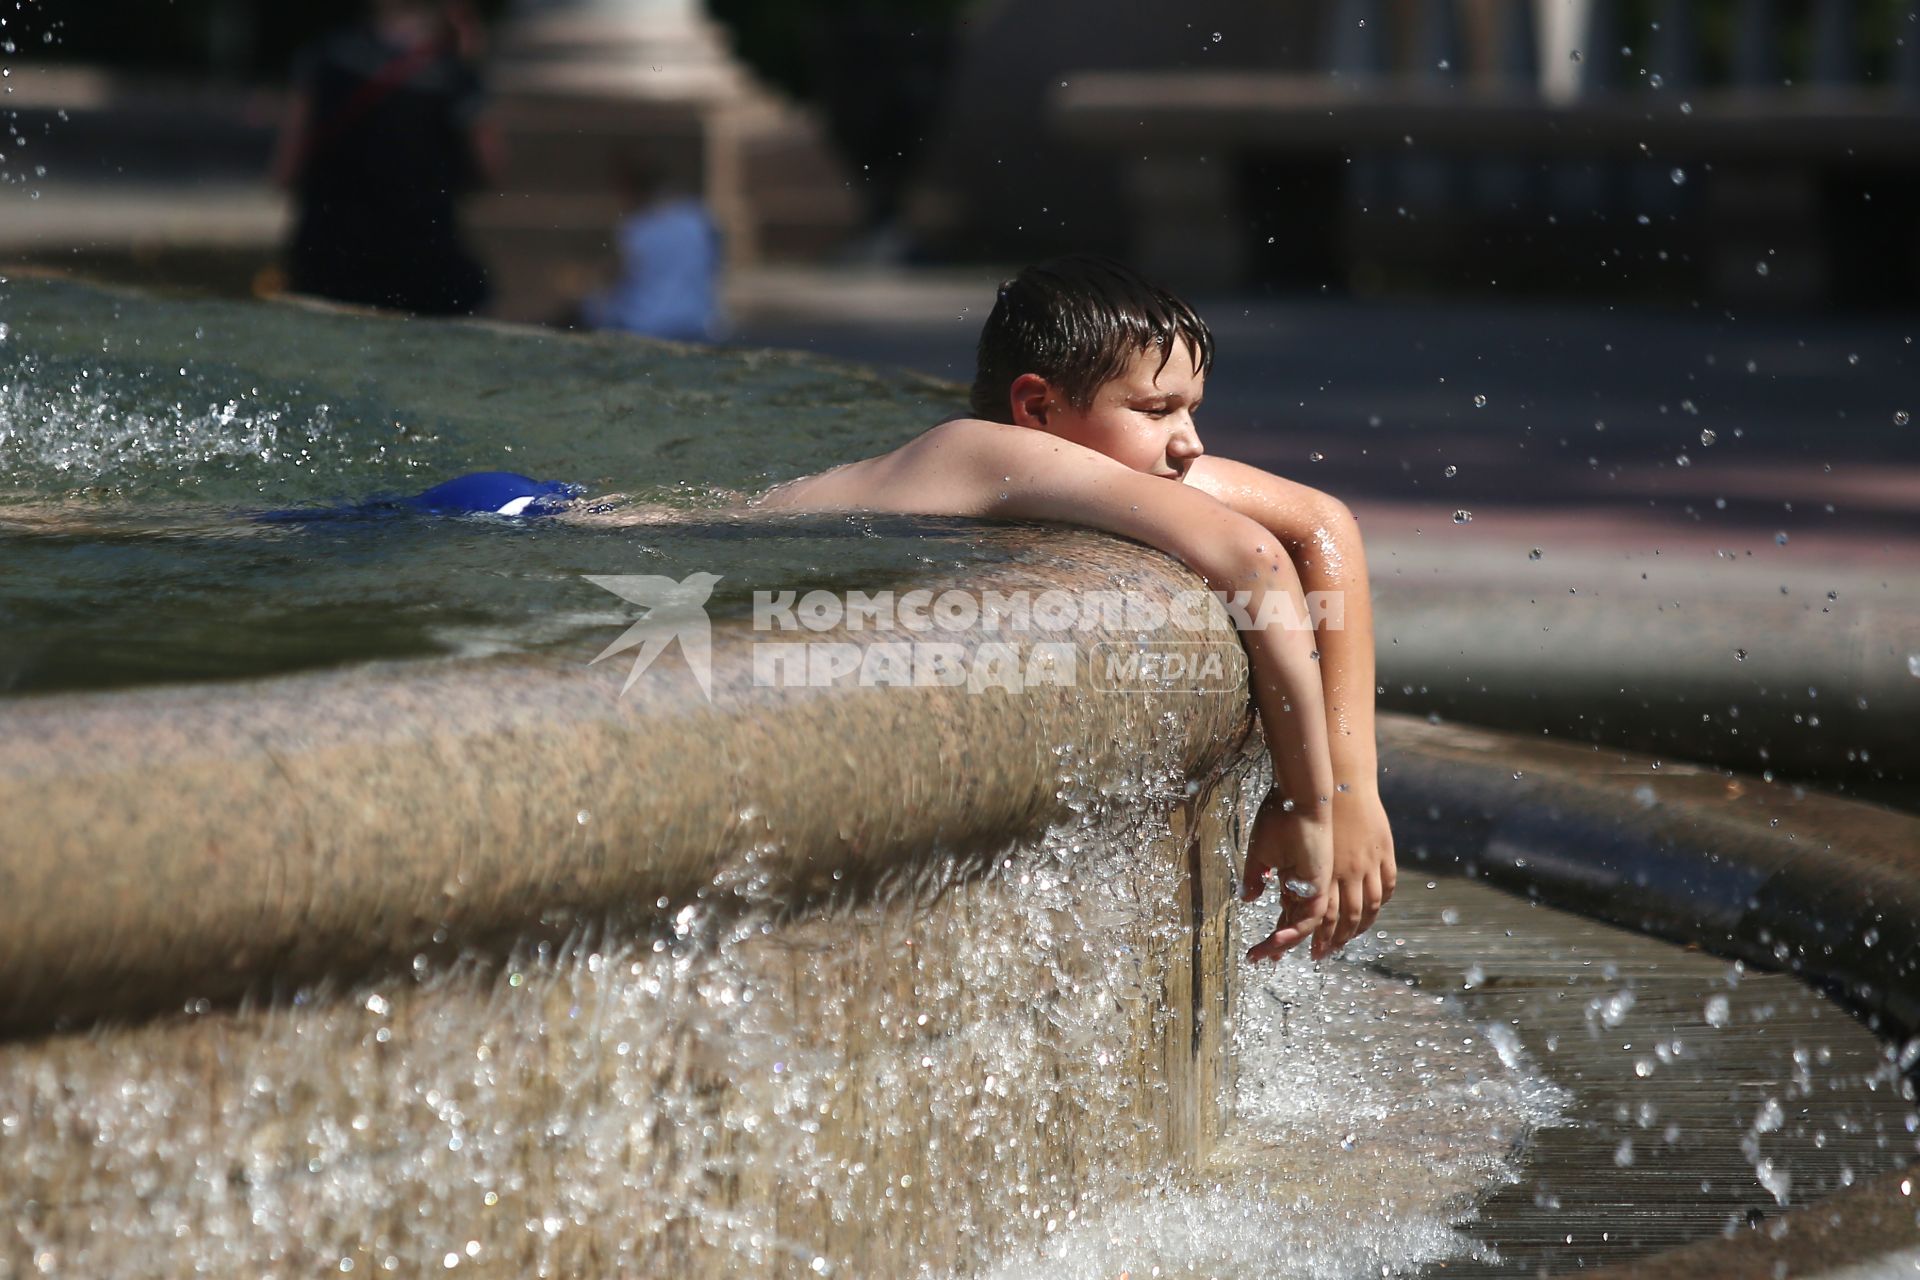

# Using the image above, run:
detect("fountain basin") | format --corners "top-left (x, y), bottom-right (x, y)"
top-left (4, 277), bottom-right (1917, 1276)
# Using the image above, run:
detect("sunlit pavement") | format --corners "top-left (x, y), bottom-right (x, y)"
top-left (727, 265), bottom-right (1919, 577)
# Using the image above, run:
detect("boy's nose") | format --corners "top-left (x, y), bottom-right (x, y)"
top-left (1168, 423), bottom-right (1204, 459)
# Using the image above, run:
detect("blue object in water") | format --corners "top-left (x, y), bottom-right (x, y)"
top-left (256, 472), bottom-right (582, 524)
top-left (407, 472), bottom-right (580, 517)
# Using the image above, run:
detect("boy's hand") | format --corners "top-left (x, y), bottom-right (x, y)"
top-left (1319, 786), bottom-right (1397, 960)
top-left (1240, 789), bottom-right (1333, 963)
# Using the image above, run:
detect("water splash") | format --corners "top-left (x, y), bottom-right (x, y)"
top-left (984, 935), bottom-right (1567, 1279)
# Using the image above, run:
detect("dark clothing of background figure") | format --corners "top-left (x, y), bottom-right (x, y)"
top-left (286, 23), bottom-right (489, 316)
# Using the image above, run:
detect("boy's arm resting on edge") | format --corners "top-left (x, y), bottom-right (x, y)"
top-left (938, 423), bottom-right (1341, 959)
top-left (1185, 455), bottom-right (1397, 956)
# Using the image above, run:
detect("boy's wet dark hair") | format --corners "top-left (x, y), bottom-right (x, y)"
top-left (969, 255), bottom-right (1215, 422)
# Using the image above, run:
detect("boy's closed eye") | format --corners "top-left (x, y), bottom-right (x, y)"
top-left (1136, 398), bottom-right (1200, 417)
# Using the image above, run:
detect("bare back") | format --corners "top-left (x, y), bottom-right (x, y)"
top-left (751, 419), bottom-right (1004, 517)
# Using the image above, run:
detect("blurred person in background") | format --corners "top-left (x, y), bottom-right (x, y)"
top-left (273, 0), bottom-right (498, 316)
top-left (580, 155), bottom-right (725, 343)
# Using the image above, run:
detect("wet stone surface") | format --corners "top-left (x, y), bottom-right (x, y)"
top-left (1370, 879), bottom-right (1920, 1277)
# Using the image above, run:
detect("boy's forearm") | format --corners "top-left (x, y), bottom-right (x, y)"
top-left (1290, 507), bottom-right (1380, 794)
top-left (1244, 618), bottom-right (1337, 822)
top-left (1183, 458), bottom-right (1382, 792)
top-left (1207, 534), bottom-right (1335, 818)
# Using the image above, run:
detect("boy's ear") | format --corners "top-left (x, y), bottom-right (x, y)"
top-left (1008, 373), bottom-right (1053, 429)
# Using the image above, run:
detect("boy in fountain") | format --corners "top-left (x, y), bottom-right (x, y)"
top-left (753, 255), bottom-right (1395, 963)
top-left (0, 257), bottom-right (1393, 961)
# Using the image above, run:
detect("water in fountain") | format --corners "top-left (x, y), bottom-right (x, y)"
top-left (0, 276), bottom-right (994, 693)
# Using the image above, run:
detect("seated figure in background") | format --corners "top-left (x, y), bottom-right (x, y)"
top-left (581, 157), bottom-right (726, 344)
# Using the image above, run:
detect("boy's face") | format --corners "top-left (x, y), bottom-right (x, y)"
top-left (1017, 341), bottom-right (1206, 480)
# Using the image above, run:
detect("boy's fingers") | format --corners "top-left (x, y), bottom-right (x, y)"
top-left (1358, 869), bottom-right (1385, 936)
top-left (1245, 923), bottom-right (1310, 963)
top-left (1320, 881), bottom-right (1362, 956)
top-left (1240, 861), bottom-right (1269, 903)
top-left (1249, 885), bottom-right (1330, 963)
top-left (1310, 883), bottom-right (1340, 960)
top-left (1339, 876), bottom-right (1366, 947)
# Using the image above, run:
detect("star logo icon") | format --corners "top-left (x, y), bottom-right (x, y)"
top-left (583, 572), bottom-right (722, 699)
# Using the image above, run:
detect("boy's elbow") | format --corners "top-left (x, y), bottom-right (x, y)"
top-left (1308, 493), bottom-right (1359, 539)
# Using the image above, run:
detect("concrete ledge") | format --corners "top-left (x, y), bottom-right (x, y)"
top-left (0, 539), bottom-right (1250, 1033)
top-left (1372, 546), bottom-right (1920, 800)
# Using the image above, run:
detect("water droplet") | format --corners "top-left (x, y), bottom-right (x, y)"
top-left (1452, 509), bottom-right (1473, 524)
top-left (1847, 353), bottom-right (1860, 366)
top-left (1280, 797), bottom-right (1296, 812)
top-left (1679, 100), bottom-right (1693, 114)
top-left (1309, 450), bottom-right (1325, 462)
top-left (1775, 531), bottom-right (1789, 545)
top-left (1676, 454), bottom-right (1691, 467)
top-left (1906, 652), bottom-right (1920, 678)
top-left (1443, 464), bottom-right (1458, 478)
top-left (1700, 429), bottom-right (1716, 446)
top-left (1211, 31), bottom-right (1222, 42)
top-left (1570, 48), bottom-right (1583, 62)
top-left (1283, 877), bottom-right (1319, 899)
top-left (1896, 410), bottom-right (1911, 426)
top-left (1734, 648), bottom-right (1748, 662)
top-left (1705, 994), bottom-right (1731, 1027)
top-left (1473, 393), bottom-right (1488, 408)
top-left (1671, 167), bottom-right (1686, 185)
top-left (1615, 1138), bottom-right (1636, 1167)
top-left (1528, 548), bottom-right (1542, 561)
top-left (1755, 261), bottom-right (1770, 277)
top-left (1649, 72), bottom-right (1664, 88)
